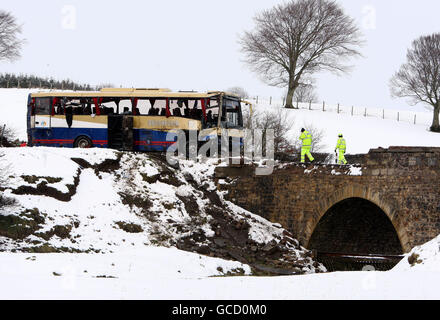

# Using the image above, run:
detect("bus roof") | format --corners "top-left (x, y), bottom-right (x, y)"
top-left (30, 88), bottom-right (240, 99)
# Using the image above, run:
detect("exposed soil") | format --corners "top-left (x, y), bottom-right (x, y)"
top-left (13, 169), bottom-right (81, 202)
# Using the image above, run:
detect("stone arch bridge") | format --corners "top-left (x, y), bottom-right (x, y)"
top-left (215, 147), bottom-right (440, 256)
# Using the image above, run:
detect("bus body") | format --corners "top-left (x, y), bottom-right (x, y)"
top-left (27, 88), bottom-right (246, 152)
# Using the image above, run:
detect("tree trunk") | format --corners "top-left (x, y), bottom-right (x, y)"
top-left (285, 86), bottom-right (295, 108)
top-left (285, 77), bottom-right (298, 109)
top-left (431, 103), bottom-right (440, 133)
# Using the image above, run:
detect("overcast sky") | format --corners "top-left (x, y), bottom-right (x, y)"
top-left (2, 0), bottom-right (439, 111)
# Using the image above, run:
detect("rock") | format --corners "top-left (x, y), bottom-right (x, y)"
top-left (213, 238), bottom-right (227, 248)
top-left (183, 172), bottom-right (194, 182)
top-left (196, 245), bottom-right (210, 255)
top-left (262, 240), bottom-right (279, 254)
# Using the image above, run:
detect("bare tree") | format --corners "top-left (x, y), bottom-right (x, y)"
top-left (0, 11), bottom-right (24, 62)
top-left (390, 33), bottom-right (440, 132)
top-left (240, 0), bottom-right (362, 109)
top-left (0, 150), bottom-right (14, 208)
top-left (226, 86), bottom-right (249, 99)
top-left (0, 124), bottom-right (18, 147)
top-left (248, 108), bottom-right (297, 160)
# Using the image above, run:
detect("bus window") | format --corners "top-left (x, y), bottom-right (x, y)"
top-left (136, 99), bottom-right (150, 115)
top-left (101, 101), bottom-right (117, 115)
top-left (221, 99), bottom-right (243, 128)
top-left (35, 98), bottom-right (51, 115)
top-left (119, 100), bottom-right (132, 115)
top-left (205, 98), bottom-right (220, 128)
top-left (187, 100), bottom-right (202, 120)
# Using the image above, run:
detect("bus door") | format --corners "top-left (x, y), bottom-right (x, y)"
top-left (108, 115), bottom-right (133, 151)
top-left (122, 116), bottom-right (133, 151)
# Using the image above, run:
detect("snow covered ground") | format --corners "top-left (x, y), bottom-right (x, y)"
top-left (248, 99), bottom-right (440, 155)
top-left (0, 250), bottom-right (439, 299)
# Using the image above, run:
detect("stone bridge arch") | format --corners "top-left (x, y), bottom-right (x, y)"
top-left (304, 184), bottom-right (411, 253)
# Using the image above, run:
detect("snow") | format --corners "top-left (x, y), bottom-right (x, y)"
top-left (0, 250), bottom-right (438, 299)
top-left (249, 98), bottom-right (440, 154)
top-left (0, 248), bottom-right (252, 299)
top-left (393, 235), bottom-right (440, 272)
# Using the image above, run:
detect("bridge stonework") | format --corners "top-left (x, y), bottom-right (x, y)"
top-left (215, 147), bottom-right (440, 253)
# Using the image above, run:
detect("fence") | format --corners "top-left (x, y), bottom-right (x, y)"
top-left (248, 96), bottom-right (433, 127)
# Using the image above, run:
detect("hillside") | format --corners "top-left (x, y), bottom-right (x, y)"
top-left (248, 99), bottom-right (440, 155)
top-left (0, 147), bottom-right (323, 275)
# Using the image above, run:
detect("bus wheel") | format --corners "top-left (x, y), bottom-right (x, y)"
top-left (74, 136), bottom-right (92, 148)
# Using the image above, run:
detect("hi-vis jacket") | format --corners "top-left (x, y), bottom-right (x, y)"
top-left (300, 130), bottom-right (312, 148)
top-left (336, 137), bottom-right (346, 152)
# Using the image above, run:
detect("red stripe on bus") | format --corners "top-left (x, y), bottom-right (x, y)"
top-left (34, 139), bottom-right (74, 142)
top-left (135, 141), bottom-right (175, 145)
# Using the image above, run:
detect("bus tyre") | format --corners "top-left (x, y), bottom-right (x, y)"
top-left (74, 136), bottom-right (92, 148)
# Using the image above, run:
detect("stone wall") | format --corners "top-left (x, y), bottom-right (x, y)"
top-left (215, 147), bottom-right (440, 253)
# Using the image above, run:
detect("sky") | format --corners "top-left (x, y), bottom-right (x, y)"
top-left (1, 0), bottom-right (439, 111)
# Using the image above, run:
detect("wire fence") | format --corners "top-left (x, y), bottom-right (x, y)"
top-left (248, 96), bottom-right (433, 127)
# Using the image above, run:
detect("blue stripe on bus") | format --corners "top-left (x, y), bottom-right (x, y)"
top-left (32, 128), bottom-right (108, 148)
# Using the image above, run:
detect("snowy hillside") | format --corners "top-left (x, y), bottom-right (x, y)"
top-left (394, 234), bottom-right (440, 272)
top-left (249, 100), bottom-right (440, 155)
top-left (0, 147), bottom-right (323, 275)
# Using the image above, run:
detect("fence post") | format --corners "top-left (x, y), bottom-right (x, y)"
top-left (351, 106), bottom-right (353, 116)
top-left (383, 109), bottom-right (385, 119)
top-left (337, 103), bottom-right (339, 114)
top-left (309, 101), bottom-right (311, 110)
top-left (256, 96), bottom-right (258, 104)
top-left (322, 101), bottom-right (325, 112)
top-left (364, 107), bottom-right (367, 117)
top-left (270, 96), bottom-right (272, 105)
top-left (296, 101), bottom-right (299, 109)
top-left (414, 114), bottom-right (416, 125)
top-left (397, 112), bottom-right (399, 122)
top-left (17, 79), bottom-right (20, 88)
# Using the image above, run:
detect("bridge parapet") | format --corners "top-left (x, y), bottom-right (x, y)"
top-left (363, 147), bottom-right (440, 176)
top-left (215, 147), bottom-right (440, 179)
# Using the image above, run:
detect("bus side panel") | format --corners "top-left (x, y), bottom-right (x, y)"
top-left (134, 129), bottom-right (176, 152)
top-left (32, 128), bottom-right (108, 148)
top-left (33, 115), bottom-right (108, 148)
